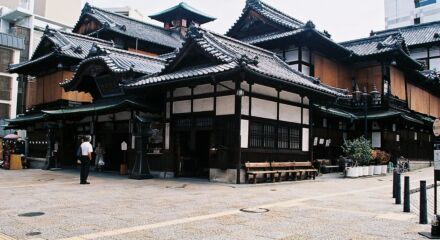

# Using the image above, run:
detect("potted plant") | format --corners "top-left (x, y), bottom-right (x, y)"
top-left (342, 137), bottom-right (372, 178)
top-left (371, 150), bottom-right (390, 175)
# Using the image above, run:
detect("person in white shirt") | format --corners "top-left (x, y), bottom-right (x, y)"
top-left (79, 135), bottom-right (93, 184)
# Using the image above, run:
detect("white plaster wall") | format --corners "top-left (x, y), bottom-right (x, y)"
top-left (193, 98), bottom-right (214, 112)
top-left (173, 100), bottom-right (191, 114)
top-left (280, 91), bottom-right (302, 103)
top-left (165, 122), bottom-right (170, 150)
top-left (302, 128), bottom-right (309, 152)
top-left (252, 84), bottom-right (278, 98)
top-left (240, 82), bottom-right (250, 92)
top-left (217, 80), bottom-right (235, 92)
top-left (303, 97), bottom-right (310, 105)
top-left (241, 119), bottom-right (249, 148)
top-left (303, 108), bottom-right (310, 125)
top-left (279, 103), bottom-right (301, 123)
top-left (216, 95), bottom-right (235, 115)
top-left (241, 96), bottom-right (249, 116)
top-left (251, 98), bottom-right (277, 120)
top-left (173, 87), bottom-right (191, 97)
top-left (194, 84), bottom-right (214, 95)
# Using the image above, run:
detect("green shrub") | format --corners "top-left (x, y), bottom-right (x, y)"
top-left (341, 137), bottom-right (372, 166)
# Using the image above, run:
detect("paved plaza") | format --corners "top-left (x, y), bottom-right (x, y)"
top-left (0, 167), bottom-right (437, 240)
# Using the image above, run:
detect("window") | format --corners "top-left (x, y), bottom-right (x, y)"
top-left (429, 58), bottom-right (440, 70)
top-left (289, 127), bottom-right (300, 150)
top-left (415, 0), bottom-right (436, 8)
top-left (250, 122), bottom-right (301, 149)
top-left (0, 48), bottom-right (13, 72)
top-left (0, 76), bottom-right (11, 100)
top-left (263, 124), bottom-right (276, 148)
top-left (0, 103), bottom-right (10, 119)
top-left (250, 122), bottom-right (263, 148)
top-left (285, 48), bottom-right (299, 62)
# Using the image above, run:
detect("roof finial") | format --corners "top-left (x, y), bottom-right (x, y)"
top-left (305, 20), bottom-right (315, 29)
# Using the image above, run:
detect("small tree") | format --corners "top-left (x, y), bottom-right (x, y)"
top-left (341, 137), bottom-right (372, 166)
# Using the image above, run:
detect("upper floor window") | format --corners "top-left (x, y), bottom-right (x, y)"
top-left (0, 76), bottom-right (12, 101)
top-left (415, 0), bottom-right (437, 8)
top-left (0, 48), bottom-right (13, 72)
top-left (19, 0), bottom-right (29, 9)
top-left (0, 103), bottom-right (10, 119)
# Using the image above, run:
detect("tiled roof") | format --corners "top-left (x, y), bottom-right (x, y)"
top-left (149, 2), bottom-right (216, 24)
top-left (125, 27), bottom-right (349, 97)
top-left (74, 3), bottom-right (184, 49)
top-left (9, 27), bottom-right (113, 72)
top-left (61, 44), bottom-right (166, 90)
top-left (371, 21), bottom-right (440, 47)
top-left (226, 0), bottom-right (304, 37)
top-left (241, 29), bottom-right (306, 45)
top-left (340, 33), bottom-right (410, 57)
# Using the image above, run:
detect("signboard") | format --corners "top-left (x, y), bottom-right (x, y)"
top-left (434, 119), bottom-right (440, 137)
top-left (416, 0), bottom-right (436, 8)
top-left (121, 141), bottom-right (128, 151)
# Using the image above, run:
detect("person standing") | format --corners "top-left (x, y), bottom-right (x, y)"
top-left (79, 135), bottom-right (93, 184)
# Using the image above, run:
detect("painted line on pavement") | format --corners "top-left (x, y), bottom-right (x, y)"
top-left (59, 177), bottom-right (432, 240)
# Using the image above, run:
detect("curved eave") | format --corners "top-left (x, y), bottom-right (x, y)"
top-left (243, 65), bottom-right (349, 99)
top-left (8, 53), bottom-right (80, 75)
top-left (123, 64), bottom-right (240, 90)
top-left (149, 3), bottom-right (216, 25)
top-left (60, 57), bottom-right (128, 92)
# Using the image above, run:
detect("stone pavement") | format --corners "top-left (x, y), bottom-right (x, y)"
top-left (0, 167), bottom-right (436, 240)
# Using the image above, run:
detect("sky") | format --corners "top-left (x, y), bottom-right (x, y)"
top-left (81, 0), bottom-right (386, 42)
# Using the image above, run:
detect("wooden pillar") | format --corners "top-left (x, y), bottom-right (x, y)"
top-left (235, 75), bottom-right (244, 184)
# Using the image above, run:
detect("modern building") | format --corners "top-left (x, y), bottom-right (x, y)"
top-left (0, 0), bottom-right (79, 120)
top-left (0, 32), bottom-right (23, 137)
top-left (104, 6), bottom-right (144, 21)
top-left (5, 0), bottom-right (440, 183)
top-left (385, 0), bottom-right (440, 29)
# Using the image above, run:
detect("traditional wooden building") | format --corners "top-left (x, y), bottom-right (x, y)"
top-left (5, 0), bottom-right (440, 182)
top-left (224, 0), bottom-right (440, 163)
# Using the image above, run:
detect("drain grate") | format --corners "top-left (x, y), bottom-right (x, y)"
top-left (18, 212), bottom-right (45, 217)
top-left (26, 232), bottom-right (41, 236)
top-left (240, 208), bottom-right (270, 214)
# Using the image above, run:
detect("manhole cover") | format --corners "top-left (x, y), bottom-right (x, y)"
top-left (240, 208), bottom-right (270, 214)
top-left (26, 232), bottom-right (41, 236)
top-left (18, 212), bottom-right (45, 217)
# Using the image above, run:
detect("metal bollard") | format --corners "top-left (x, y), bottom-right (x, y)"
top-left (404, 176), bottom-right (410, 212)
top-left (395, 173), bottom-right (401, 205)
top-left (393, 171), bottom-right (397, 199)
top-left (420, 180), bottom-right (428, 224)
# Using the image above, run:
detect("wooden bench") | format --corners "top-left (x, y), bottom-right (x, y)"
top-left (271, 161), bottom-right (318, 181)
top-left (293, 162), bottom-right (318, 180)
top-left (245, 162), bottom-right (281, 184)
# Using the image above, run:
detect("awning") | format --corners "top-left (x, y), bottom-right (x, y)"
top-left (362, 110), bottom-right (401, 120)
top-left (313, 104), bottom-right (357, 120)
top-left (314, 104), bottom-right (430, 126)
top-left (42, 99), bottom-right (156, 117)
top-left (6, 113), bottom-right (47, 124)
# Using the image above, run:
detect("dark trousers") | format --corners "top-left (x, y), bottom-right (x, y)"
top-left (80, 156), bottom-right (90, 183)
